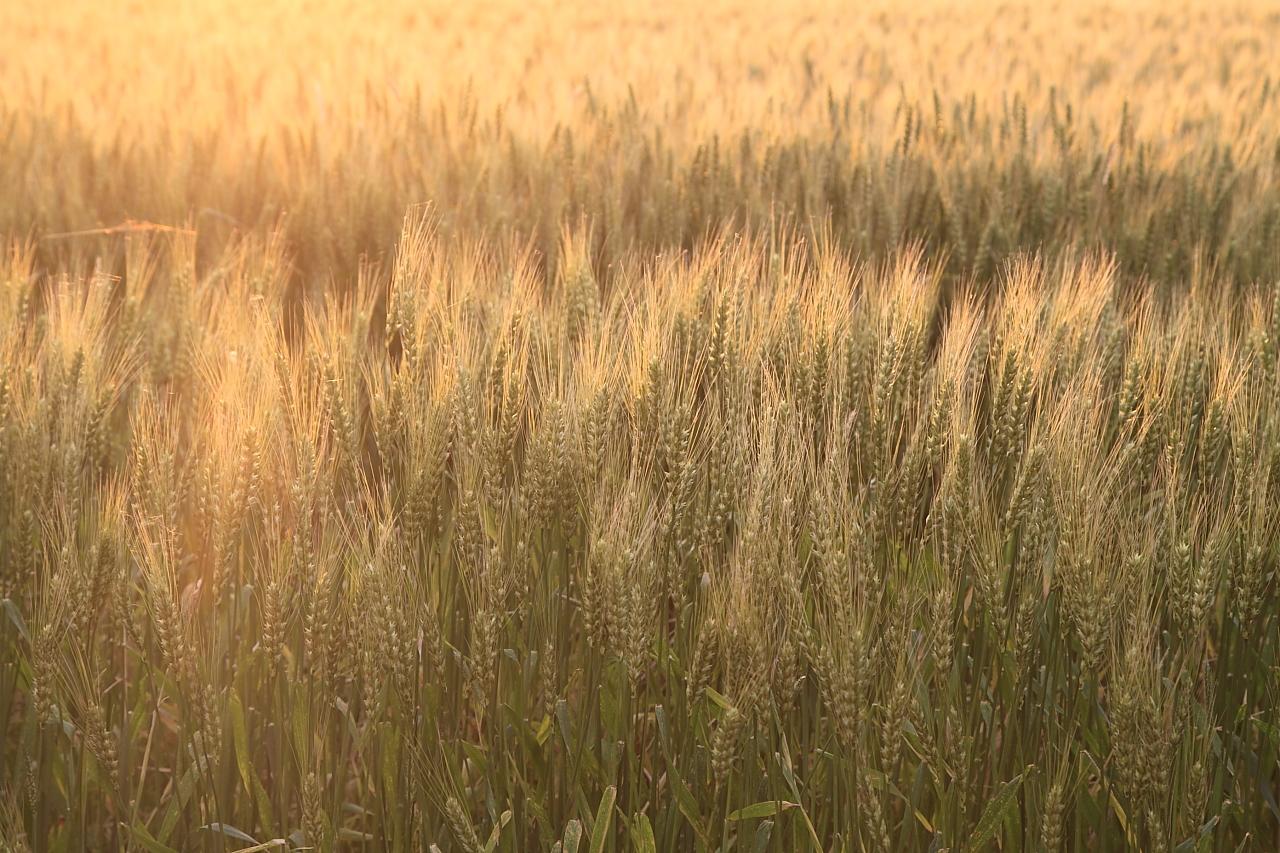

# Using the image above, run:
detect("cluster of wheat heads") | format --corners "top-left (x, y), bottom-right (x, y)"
top-left (4, 0), bottom-right (1280, 850)
top-left (0, 219), bottom-right (1277, 850)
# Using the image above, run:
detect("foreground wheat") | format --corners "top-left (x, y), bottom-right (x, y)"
top-left (0, 220), bottom-right (1277, 850)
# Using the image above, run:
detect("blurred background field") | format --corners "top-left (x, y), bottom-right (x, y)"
top-left (4, 0), bottom-right (1280, 285)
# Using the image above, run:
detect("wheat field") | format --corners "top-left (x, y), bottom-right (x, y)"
top-left (2, 1), bottom-right (1279, 850)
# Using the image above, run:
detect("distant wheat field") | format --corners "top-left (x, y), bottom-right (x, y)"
top-left (1, 2), bottom-right (1279, 851)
